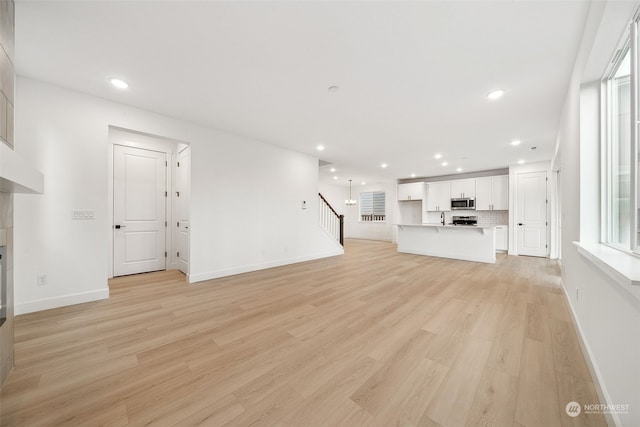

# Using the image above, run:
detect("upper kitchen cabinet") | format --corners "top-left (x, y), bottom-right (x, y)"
top-left (425, 181), bottom-right (451, 211)
top-left (398, 182), bottom-right (425, 201)
top-left (450, 179), bottom-right (476, 198)
top-left (476, 175), bottom-right (508, 210)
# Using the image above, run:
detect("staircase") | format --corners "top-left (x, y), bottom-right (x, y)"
top-left (318, 193), bottom-right (344, 246)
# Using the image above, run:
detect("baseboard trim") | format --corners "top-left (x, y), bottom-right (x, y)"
top-left (188, 250), bottom-right (344, 283)
top-left (15, 288), bottom-right (110, 315)
top-left (560, 283), bottom-right (618, 427)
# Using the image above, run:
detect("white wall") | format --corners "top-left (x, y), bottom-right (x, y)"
top-left (14, 77), bottom-right (342, 314)
top-left (554, 2), bottom-right (640, 426)
top-left (319, 181), bottom-right (397, 242)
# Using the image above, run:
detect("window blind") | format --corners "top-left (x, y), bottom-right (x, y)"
top-left (360, 191), bottom-right (385, 221)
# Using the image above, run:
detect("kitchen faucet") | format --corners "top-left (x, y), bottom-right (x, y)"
top-left (441, 212), bottom-right (445, 225)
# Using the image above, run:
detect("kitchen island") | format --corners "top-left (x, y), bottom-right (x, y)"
top-left (396, 224), bottom-right (496, 263)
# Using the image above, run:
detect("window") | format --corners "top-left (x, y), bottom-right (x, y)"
top-left (605, 46), bottom-right (631, 248)
top-left (602, 17), bottom-right (639, 254)
top-left (360, 191), bottom-right (386, 221)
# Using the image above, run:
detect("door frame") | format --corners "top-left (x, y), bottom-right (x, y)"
top-left (176, 146), bottom-right (191, 274)
top-left (107, 126), bottom-right (188, 279)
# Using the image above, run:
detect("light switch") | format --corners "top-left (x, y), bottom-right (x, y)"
top-left (72, 209), bottom-right (95, 220)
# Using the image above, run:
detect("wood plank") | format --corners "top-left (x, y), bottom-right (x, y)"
top-left (515, 337), bottom-right (562, 427)
top-left (369, 357), bottom-right (449, 427)
top-left (425, 336), bottom-right (493, 426)
top-left (280, 356), bottom-right (381, 426)
top-left (223, 384), bottom-right (304, 427)
top-left (465, 367), bottom-right (518, 426)
top-left (350, 330), bottom-right (433, 414)
top-left (549, 318), bottom-right (592, 381)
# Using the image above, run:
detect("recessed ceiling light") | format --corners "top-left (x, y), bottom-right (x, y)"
top-left (441, 162), bottom-right (448, 166)
top-left (328, 86), bottom-right (340, 93)
top-left (109, 78), bottom-right (129, 89)
top-left (517, 160), bottom-right (525, 164)
top-left (362, 182), bottom-right (366, 185)
top-left (381, 163), bottom-right (388, 168)
top-left (329, 167), bottom-right (336, 172)
top-left (487, 89), bottom-right (504, 100)
top-left (434, 154), bottom-right (442, 159)
top-left (410, 173), bottom-right (416, 178)
top-left (510, 140), bottom-right (521, 146)
top-left (333, 175), bottom-right (338, 180)
top-left (316, 145), bottom-right (325, 151)
top-left (456, 168), bottom-right (462, 172)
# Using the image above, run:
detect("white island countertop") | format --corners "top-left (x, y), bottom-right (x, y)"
top-left (396, 223), bottom-right (496, 263)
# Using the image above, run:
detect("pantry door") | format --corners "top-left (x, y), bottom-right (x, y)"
top-left (516, 171), bottom-right (548, 257)
top-left (113, 145), bottom-right (167, 276)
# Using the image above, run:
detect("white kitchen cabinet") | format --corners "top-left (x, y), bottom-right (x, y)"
top-left (495, 225), bottom-right (508, 251)
top-left (491, 175), bottom-right (508, 210)
top-left (476, 178), bottom-right (491, 210)
top-left (398, 182), bottom-right (424, 201)
top-left (450, 178), bottom-right (476, 198)
top-left (425, 181), bottom-right (451, 211)
top-left (476, 175), bottom-right (508, 210)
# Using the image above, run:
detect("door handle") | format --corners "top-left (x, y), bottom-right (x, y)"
top-left (518, 223), bottom-right (523, 226)
top-left (114, 224), bottom-right (126, 229)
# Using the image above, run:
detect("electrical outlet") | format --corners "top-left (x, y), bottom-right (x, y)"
top-left (37, 275), bottom-right (47, 286)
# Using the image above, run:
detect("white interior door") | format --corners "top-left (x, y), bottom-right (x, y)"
top-left (176, 147), bottom-right (190, 274)
top-left (113, 145), bottom-right (167, 276)
top-left (517, 171), bottom-right (548, 257)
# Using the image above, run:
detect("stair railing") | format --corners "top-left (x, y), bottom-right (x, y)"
top-left (318, 193), bottom-right (344, 246)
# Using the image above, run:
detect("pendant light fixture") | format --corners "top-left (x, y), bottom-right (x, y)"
top-left (345, 179), bottom-right (357, 206)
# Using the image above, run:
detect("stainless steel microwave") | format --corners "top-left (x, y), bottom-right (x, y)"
top-left (451, 197), bottom-right (475, 210)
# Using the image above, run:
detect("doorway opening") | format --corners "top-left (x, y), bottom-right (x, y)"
top-left (108, 127), bottom-right (191, 278)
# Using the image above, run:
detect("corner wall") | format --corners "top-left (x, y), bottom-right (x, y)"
top-left (0, 0), bottom-right (15, 388)
top-left (554, 2), bottom-right (640, 426)
top-left (14, 77), bottom-right (342, 314)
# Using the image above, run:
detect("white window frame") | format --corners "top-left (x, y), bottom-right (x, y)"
top-left (602, 15), bottom-right (640, 255)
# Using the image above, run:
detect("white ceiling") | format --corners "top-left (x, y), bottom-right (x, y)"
top-left (15, 1), bottom-right (591, 187)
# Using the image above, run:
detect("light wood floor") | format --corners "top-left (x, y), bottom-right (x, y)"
top-left (0, 239), bottom-right (606, 426)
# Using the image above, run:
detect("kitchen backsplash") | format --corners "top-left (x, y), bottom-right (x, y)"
top-left (424, 210), bottom-right (508, 226)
